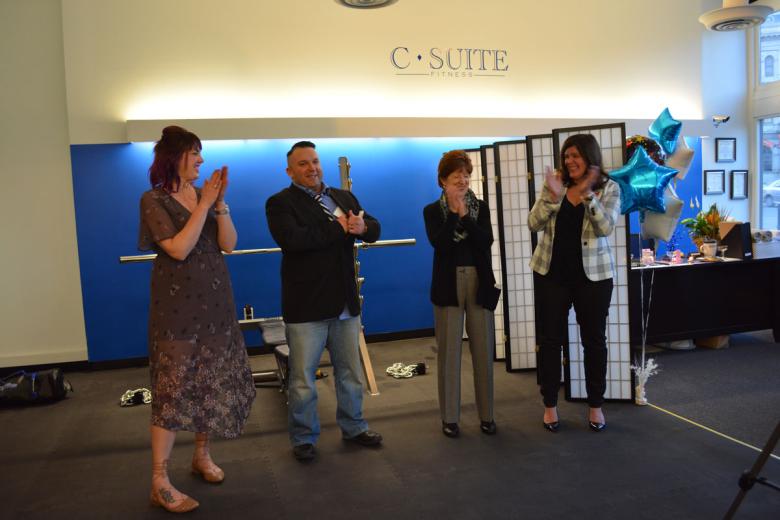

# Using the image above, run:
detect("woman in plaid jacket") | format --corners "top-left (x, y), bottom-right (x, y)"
top-left (528, 133), bottom-right (621, 433)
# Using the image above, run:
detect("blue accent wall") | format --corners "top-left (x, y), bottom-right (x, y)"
top-left (71, 137), bottom-right (507, 361)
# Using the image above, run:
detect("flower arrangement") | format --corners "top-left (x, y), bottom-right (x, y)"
top-left (680, 203), bottom-right (729, 246)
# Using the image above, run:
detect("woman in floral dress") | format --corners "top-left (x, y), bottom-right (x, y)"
top-left (138, 126), bottom-right (255, 513)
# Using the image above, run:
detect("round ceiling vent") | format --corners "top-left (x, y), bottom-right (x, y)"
top-left (699, 1), bottom-right (773, 32)
top-left (339, 0), bottom-right (395, 8)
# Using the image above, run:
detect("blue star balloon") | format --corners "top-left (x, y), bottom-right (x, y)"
top-left (648, 107), bottom-right (682, 155)
top-left (610, 146), bottom-right (678, 214)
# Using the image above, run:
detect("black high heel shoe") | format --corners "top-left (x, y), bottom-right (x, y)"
top-left (588, 421), bottom-right (606, 432)
top-left (442, 422), bottom-right (459, 438)
top-left (480, 420), bottom-right (497, 435)
top-left (543, 421), bottom-right (560, 433)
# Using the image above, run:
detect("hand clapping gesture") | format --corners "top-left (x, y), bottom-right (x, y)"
top-left (201, 167), bottom-right (226, 207)
top-left (544, 166), bottom-right (564, 203)
top-left (347, 210), bottom-right (366, 235)
top-left (576, 165), bottom-right (600, 201)
top-left (445, 184), bottom-right (468, 217)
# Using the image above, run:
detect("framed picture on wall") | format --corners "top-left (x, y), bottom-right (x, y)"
top-left (704, 169), bottom-right (725, 195)
top-left (730, 170), bottom-right (748, 200)
top-left (715, 137), bottom-right (736, 162)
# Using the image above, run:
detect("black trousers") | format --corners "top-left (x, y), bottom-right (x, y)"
top-left (534, 271), bottom-right (613, 408)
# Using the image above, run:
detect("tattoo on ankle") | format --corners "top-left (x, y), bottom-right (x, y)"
top-left (159, 488), bottom-right (175, 504)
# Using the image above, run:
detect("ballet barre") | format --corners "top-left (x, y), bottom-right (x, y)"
top-left (118, 238), bottom-right (416, 264)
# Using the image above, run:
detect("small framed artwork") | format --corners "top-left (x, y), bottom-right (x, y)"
top-left (715, 137), bottom-right (736, 162)
top-left (730, 170), bottom-right (748, 199)
top-left (704, 169), bottom-right (725, 195)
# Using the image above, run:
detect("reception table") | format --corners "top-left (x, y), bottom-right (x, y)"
top-left (628, 241), bottom-right (780, 345)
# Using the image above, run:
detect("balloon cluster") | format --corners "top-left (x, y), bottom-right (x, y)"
top-left (626, 134), bottom-right (666, 166)
top-left (610, 108), bottom-right (695, 242)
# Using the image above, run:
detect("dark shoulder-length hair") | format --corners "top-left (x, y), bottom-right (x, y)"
top-left (437, 150), bottom-right (473, 187)
top-left (148, 126), bottom-right (202, 192)
top-left (559, 133), bottom-right (609, 191)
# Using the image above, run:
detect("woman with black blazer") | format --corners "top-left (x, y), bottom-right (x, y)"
top-left (423, 150), bottom-right (501, 438)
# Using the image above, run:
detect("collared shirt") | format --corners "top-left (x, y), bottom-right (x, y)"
top-left (293, 182), bottom-right (340, 216)
top-left (292, 182), bottom-right (353, 320)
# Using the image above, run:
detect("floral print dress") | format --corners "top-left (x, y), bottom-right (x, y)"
top-left (139, 188), bottom-right (255, 438)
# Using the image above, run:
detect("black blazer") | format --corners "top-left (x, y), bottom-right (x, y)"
top-left (266, 184), bottom-right (380, 323)
top-left (423, 199), bottom-right (500, 311)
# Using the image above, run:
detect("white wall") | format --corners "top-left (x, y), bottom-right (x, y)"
top-left (0, 0), bottom-right (87, 367)
top-left (61, 0), bottom-right (706, 144)
top-left (700, 12), bottom-right (751, 222)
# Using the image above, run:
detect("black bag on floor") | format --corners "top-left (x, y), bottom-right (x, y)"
top-left (0, 368), bottom-right (72, 404)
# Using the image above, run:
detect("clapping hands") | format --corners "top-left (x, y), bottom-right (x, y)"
top-left (445, 184), bottom-right (468, 217)
top-left (544, 166), bottom-right (564, 202)
top-left (201, 167), bottom-right (228, 206)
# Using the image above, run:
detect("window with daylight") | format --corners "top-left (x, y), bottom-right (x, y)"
top-left (760, 12), bottom-right (780, 84)
top-left (759, 116), bottom-right (780, 229)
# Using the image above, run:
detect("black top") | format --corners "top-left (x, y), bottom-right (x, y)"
top-left (265, 184), bottom-right (381, 323)
top-left (548, 196), bottom-right (587, 284)
top-left (454, 240), bottom-right (476, 266)
top-left (423, 200), bottom-right (500, 311)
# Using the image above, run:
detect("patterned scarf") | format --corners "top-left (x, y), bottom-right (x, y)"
top-left (439, 189), bottom-right (480, 242)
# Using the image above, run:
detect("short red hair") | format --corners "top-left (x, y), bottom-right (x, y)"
top-left (437, 150), bottom-right (473, 187)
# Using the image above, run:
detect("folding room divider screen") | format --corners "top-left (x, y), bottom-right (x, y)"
top-left (466, 147), bottom-right (506, 360)
top-left (492, 139), bottom-right (538, 371)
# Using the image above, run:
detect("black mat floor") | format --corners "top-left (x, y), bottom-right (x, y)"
top-left (1, 334), bottom-right (779, 519)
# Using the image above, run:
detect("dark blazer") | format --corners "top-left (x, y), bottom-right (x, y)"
top-left (266, 184), bottom-right (380, 323)
top-left (423, 199), bottom-right (500, 311)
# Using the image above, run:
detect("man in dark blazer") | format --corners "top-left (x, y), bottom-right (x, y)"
top-left (266, 141), bottom-right (382, 461)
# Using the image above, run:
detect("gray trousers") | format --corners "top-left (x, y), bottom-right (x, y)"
top-left (433, 266), bottom-right (495, 424)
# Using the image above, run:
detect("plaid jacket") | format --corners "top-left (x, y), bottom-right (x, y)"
top-left (528, 178), bottom-right (621, 281)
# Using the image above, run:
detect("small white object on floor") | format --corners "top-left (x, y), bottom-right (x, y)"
top-left (656, 339), bottom-right (695, 351)
top-left (386, 363), bottom-right (417, 379)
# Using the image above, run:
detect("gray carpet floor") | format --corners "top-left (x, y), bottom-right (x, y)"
top-left (647, 330), bottom-right (780, 456)
top-left (1, 334), bottom-right (779, 519)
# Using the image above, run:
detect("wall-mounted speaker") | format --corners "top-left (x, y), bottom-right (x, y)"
top-left (719, 222), bottom-right (753, 260)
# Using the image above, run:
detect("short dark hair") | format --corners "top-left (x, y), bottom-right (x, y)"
top-left (149, 126), bottom-right (201, 192)
top-left (559, 133), bottom-right (608, 190)
top-left (287, 140), bottom-right (316, 158)
top-left (437, 150), bottom-right (473, 187)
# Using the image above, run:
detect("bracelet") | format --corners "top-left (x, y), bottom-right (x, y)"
top-left (214, 204), bottom-right (230, 215)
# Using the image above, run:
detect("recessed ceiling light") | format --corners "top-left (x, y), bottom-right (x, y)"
top-left (339, 0), bottom-right (396, 8)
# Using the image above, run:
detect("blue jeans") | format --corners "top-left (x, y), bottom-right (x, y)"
top-left (285, 316), bottom-right (368, 446)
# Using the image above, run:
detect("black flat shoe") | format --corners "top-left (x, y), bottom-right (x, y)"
top-left (480, 420), bottom-right (497, 435)
top-left (543, 421), bottom-right (560, 433)
top-left (292, 443), bottom-right (317, 461)
top-left (442, 422), bottom-right (459, 438)
top-left (588, 421), bottom-right (606, 432)
top-left (343, 429), bottom-right (383, 447)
